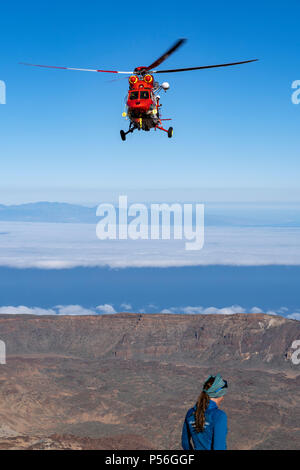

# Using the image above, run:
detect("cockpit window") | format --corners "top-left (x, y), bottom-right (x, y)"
top-left (129, 90), bottom-right (150, 100)
top-left (140, 90), bottom-right (149, 99)
top-left (129, 91), bottom-right (138, 100)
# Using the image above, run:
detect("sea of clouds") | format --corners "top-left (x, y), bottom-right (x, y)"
top-left (0, 221), bottom-right (300, 268)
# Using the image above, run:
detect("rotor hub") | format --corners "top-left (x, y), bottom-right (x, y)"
top-left (134, 66), bottom-right (148, 76)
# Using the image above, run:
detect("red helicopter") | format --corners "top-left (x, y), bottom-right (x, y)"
top-left (21, 39), bottom-right (257, 140)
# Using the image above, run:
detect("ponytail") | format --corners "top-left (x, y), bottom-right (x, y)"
top-left (194, 376), bottom-right (215, 433)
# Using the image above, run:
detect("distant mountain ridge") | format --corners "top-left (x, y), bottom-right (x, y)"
top-left (0, 201), bottom-right (300, 226)
top-left (0, 202), bottom-right (96, 223)
top-left (0, 312), bottom-right (299, 368)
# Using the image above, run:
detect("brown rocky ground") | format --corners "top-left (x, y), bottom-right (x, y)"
top-left (0, 313), bottom-right (299, 450)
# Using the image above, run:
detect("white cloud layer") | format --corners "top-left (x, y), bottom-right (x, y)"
top-left (96, 304), bottom-right (117, 314)
top-left (0, 305), bottom-right (56, 315)
top-left (54, 305), bottom-right (96, 316)
top-left (120, 303), bottom-right (132, 311)
top-left (0, 222), bottom-right (300, 268)
top-left (161, 305), bottom-right (263, 315)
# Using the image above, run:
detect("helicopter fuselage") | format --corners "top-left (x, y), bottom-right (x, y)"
top-left (125, 74), bottom-right (160, 130)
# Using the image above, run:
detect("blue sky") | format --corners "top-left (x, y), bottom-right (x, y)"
top-left (0, 1), bottom-right (299, 203)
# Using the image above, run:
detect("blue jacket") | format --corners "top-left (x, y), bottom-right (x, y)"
top-left (181, 400), bottom-right (227, 450)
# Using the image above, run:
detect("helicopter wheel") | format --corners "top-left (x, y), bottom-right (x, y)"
top-left (120, 130), bottom-right (126, 141)
top-left (168, 127), bottom-right (173, 138)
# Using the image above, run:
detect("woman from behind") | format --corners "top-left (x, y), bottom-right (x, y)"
top-left (181, 373), bottom-right (228, 450)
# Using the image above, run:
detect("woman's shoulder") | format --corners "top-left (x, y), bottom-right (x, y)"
top-left (213, 408), bottom-right (227, 423)
top-left (185, 405), bottom-right (196, 419)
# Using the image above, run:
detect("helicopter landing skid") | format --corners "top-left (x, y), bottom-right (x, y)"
top-left (155, 125), bottom-right (173, 138)
top-left (120, 124), bottom-right (135, 141)
top-left (120, 122), bottom-right (173, 141)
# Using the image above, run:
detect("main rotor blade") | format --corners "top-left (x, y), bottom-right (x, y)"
top-left (20, 63), bottom-right (133, 74)
top-left (146, 38), bottom-right (187, 71)
top-left (152, 58), bottom-right (258, 73)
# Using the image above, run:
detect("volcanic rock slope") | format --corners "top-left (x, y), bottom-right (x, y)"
top-left (0, 313), bottom-right (299, 450)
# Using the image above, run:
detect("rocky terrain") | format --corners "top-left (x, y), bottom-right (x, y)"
top-left (0, 313), bottom-right (299, 450)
